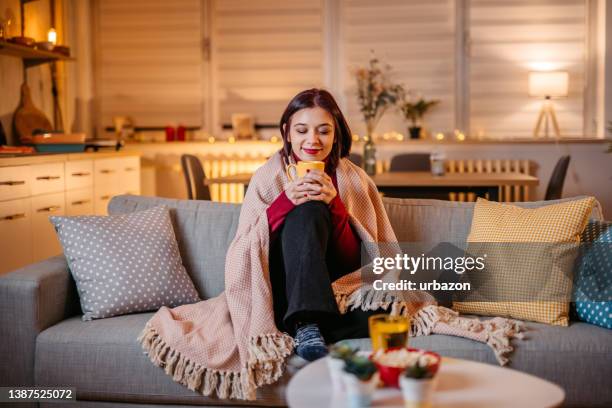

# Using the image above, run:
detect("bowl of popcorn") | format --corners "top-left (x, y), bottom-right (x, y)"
top-left (371, 347), bottom-right (441, 388)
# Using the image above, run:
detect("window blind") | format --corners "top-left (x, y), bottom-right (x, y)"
top-left (213, 0), bottom-right (325, 127)
top-left (94, 0), bottom-right (203, 128)
top-left (469, 0), bottom-right (587, 138)
top-left (340, 0), bottom-right (456, 137)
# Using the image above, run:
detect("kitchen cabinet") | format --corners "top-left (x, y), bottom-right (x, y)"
top-left (66, 188), bottom-right (94, 216)
top-left (0, 165), bottom-right (31, 201)
top-left (65, 160), bottom-right (93, 190)
top-left (0, 198), bottom-right (32, 273)
top-left (0, 152), bottom-right (141, 275)
top-left (93, 156), bottom-right (140, 215)
top-left (31, 192), bottom-right (65, 263)
top-left (30, 163), bottom-right (65, 196)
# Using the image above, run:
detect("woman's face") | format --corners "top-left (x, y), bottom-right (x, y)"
top-left (286, 107), bottom-right (335, 162)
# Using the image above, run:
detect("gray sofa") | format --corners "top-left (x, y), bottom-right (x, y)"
top-left (1, 194), bottom-right (610, 408)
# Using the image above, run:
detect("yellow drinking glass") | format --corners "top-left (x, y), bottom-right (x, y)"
top-left (368, 314), bottom-right (410, 352)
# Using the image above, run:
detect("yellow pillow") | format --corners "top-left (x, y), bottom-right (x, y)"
top-left (453, 196), bottom-right (595, 326)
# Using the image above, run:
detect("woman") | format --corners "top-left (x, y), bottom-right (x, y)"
top-left (138, 89), bottom-right (522, 402)
top-left (266, 88), bottom-right (380, 361)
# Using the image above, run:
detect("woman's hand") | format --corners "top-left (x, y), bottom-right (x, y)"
top-left (285, 179), bottom-right (315, 206)
top-left (301, 169), bottom-right (337, 205)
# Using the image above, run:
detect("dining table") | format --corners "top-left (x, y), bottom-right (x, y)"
top-left (204, 171), bottom-right (539, 201)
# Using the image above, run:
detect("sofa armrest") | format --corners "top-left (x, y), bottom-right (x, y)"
top-left (0, 255), bottom-right (81, 387)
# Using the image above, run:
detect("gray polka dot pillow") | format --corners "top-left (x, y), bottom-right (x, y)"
top-left (50, 205), bottom-right (201, 321)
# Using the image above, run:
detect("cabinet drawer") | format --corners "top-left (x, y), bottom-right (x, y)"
top-left (31, 192), bottom-right (65, 263)
top-left (0, 198), bottom-right (32, 274)
top-left (94, 158), bottom-right (120, 191)
top-left (66, 188), bottom-right (94, 216)
top-left (31, 163), bottom-right (65, 196)
top-left (0, 166), bottom-right (31, 201)
top-left (118, 156), bottom-right (141, 194)
top-left (66, 160), bottom-right (93, 190)
top-left (94, 192), bottom-right (114, 216)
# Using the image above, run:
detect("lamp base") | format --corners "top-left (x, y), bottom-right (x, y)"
top-left (533, 98), bottom-right (561, 138)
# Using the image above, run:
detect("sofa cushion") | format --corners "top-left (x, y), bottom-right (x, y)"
top-left (382, 195), bottom-right (603, 243)
top-left (573, 220), bottom-right (612, 329)
top-left (453, 196), bottom-right (596, 326)
top-left (50, 205), bottom-right (201, 321)
top-left (108, 195), bottom-right (241, 300)
top-left (342, 321), bottom-right (612, 408)
top-left (34, 313), bottom-right (292, 406)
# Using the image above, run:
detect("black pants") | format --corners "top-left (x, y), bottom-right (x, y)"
top-left (269, 200), bottom-right (381, 343)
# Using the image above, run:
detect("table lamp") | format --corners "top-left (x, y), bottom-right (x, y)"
top-left (528, 71), bottom-right (568, 138)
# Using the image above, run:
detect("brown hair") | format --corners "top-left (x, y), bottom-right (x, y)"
top-left (279, 88), bottom-right (352, 173)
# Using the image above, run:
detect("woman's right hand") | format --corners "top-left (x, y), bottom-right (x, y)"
top-left (285, 178), bottom-right (316, 206)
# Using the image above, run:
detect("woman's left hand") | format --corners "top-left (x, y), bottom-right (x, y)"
top-left (302, 169), bottom-right (337, 205)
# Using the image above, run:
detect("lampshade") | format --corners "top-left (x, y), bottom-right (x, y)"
top-left (528, 71), bottom-right (569, 98)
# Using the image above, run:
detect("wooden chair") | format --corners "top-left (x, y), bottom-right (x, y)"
top-left (389, 153), bottom-right (431, 172)
top-left (181, 154), bottom-right (211, 200)
top-left (545, 155), bottom-right (571, 200)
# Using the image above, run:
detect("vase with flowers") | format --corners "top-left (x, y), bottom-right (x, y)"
top-left (355, 56), bottom-right (403, 175)
top-left (398, 90), bottom-right (440, 140)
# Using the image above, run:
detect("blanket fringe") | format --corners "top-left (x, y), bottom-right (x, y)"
top-left (137, 323), bottom-right (294, 401)
top-left (336, 286), bottom-right (525, 366)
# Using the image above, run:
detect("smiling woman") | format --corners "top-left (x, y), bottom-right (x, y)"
top-left (266, 88), bottom-right (385, 361)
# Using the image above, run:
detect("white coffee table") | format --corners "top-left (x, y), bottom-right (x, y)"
top-left (286, 356), bottom-right (565, 408)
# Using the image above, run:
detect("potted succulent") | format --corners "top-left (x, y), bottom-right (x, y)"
top-left (398, 350), bottom-right (441, 408)
top-left (398, 91), bottom-right (440, 139)
top-left (328, 342), bottom-right (358, 393)
top-left (340, 355), bottom-right (379, 408)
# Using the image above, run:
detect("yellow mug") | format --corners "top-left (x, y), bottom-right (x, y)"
top-left (286, 160), bottom-right (325, 181)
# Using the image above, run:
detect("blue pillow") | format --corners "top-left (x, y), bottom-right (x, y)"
top-left (572, 221), bottom-right (611, 329)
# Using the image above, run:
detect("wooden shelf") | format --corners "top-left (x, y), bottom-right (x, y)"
top-left (0, 39), bottom-right (73, 68)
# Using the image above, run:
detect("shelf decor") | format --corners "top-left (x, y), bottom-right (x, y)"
top-left (354, 56), bottom-right (402, 175)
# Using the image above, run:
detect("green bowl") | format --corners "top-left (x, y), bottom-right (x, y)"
top-left (31, 144), bottom-right (85, 153)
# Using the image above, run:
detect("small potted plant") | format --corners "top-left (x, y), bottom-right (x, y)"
top-left (398, 90), bottom-right (440, 139)
top-left (328, 342), bottom-right (358, 393)
top-left (399, 350), bottom-right (441, 408)
top-left (341, 355), bottom-right (379, 408)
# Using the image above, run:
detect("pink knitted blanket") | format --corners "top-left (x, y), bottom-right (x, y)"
top-left (137, 151), bottom-right (523, 400)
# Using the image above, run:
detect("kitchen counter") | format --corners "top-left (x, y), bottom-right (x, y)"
top-left (0, 150), bottom-right (141, 167)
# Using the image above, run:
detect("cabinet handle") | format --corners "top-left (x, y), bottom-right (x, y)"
top-left (1, 213), bottom-right (26, 221)
top-left (72, 200), bottom-right (91, 205)
top-left (100, 195), bottom-right (112, 200)
top-left (0, 180), bottom-right (26, 186)
top-left (71, 199), bottom-right (91, 205)
top-left (36, 175), bottom-right (61, 180)
top-left (71, 172), bottom-right (91, 177)
top-left (36, 205), bottom-right (61, 213)
top-left (100, 169), bottom-right (115, 174)
top-left (124, 167), bottom-right (136, 171)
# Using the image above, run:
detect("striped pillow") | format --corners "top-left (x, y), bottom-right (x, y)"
top-left (453, 196), bottom-right (595, 326)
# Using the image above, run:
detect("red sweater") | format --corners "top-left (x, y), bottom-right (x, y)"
top-left (266, 154), bottom-right (362, 274)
